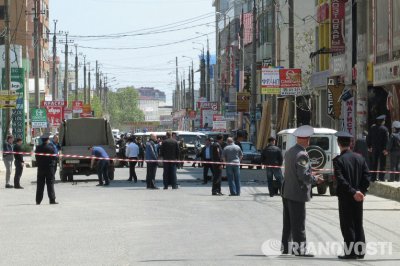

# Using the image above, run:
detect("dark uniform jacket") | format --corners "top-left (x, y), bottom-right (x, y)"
top-left (282, 144), bottom-right (316, 202)
top-left (387, 132), bottom-right (400, 152)
top-left (367, 124), bottom-right (389, 151)
top-left (13, 143), bottom-right (24, 163)
top-left (333, 149), bottom-right (370, 198)
top-left (160, 138), bottom-right (179, 161)
top-left (35, 143), bottom-right (57, 169)
top-left (261, 144), bottom-right (283, 166)
top-left (211, 141), bottom-right (223, 163)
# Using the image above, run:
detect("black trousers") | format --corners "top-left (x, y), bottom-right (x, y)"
top-left (339, 197), bottom-right (366, 256)
top-left (211, 164), bottom-right (222, 194)
top-left (203, 161), bottom-right (213, 183)
top-left (163, 162), bottom-right (177, 188)
top-left (281, 198), bottom-right (307, 255)
top-left (371, 149), bottom-right (386, 181)
top-left (390, 151), bottom-right (400, 181)
top-left (36, 167), bottom-right (56, 204)
top-left (146, 162), bottom-right (158, 188)
top-left (128, 157), bottom-right (138, 181)
top-left (14, 161), bottom-right (23, 187)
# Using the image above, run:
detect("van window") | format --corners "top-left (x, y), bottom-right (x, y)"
top-left (310, 137), bottom-right (329, 150)
top-left (179, 135), bottom-right (206, 145)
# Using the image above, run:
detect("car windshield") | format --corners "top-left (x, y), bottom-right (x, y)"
top-left (179, 135), bottom-right (206, 145)
top-left (241, 142), bottom-right (257, 152)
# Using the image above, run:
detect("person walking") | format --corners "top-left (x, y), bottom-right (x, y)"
top-left (333, 131), bottom-right (370, 259)
top-left (160, 131), bottom-right (180, 189)
top-left (35, 133), bottom-right (58, 205)
top-left (13, 137), bottom-right (25, 189)
top-left (89, 146), bottom-right (110, 186)
top-left (3, 135), bottom-right (14, 188)
top-left (367, 115), bottom-right (389, 181)
top-left (126, 137), bottom-right (139, 183)
top-left (261, 137), bottom-right (283, 197)
top-left (387, 121), bottom-right (400, 182)
top-left (200, 138), bottom-right (213, 184)
top-left (211, 134), bottom-right (224, 196)
top-left (281, 125), bottom-right (323, 256)
top-left (222, 137), bottom-right (243, 196)
top-left (145, 133), bottom-right (159, 189)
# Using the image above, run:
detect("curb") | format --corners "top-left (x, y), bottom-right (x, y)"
top-left (369, 182), bottom-right (400, 202)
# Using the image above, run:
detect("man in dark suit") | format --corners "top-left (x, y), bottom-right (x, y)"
top-left (35, 134), bottom-right (58, 205)
top-left (367, 115), bottom-right (389, 181)
top-left (200, 138), bottom-right (213, 184)
top-left (334, 131), bottom-right (370, 260)
top-left (211, 134), bottom-right (224, 195)
top-left (13, 137), bottom-right (25, 189)
top-left (281, 125), bottom-right (323, 256)
top-left (261, 136), bottom-right (283, 197)
top-left (160, 131), bottom-right (180, 189)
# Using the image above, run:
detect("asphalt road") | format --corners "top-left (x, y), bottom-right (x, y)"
top-left (0, 164), bottom-right (399, 266)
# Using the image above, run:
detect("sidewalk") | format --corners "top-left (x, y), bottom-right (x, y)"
top-left (369, 181), bottom-right (400, 202)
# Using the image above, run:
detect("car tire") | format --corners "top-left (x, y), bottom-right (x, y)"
top-left (329, 182), bottom-right (337, 196)
top-left (317, 184), bottom-right (327, 195)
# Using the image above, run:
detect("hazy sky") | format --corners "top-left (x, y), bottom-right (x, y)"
top-left (51, 0), bottom-right (216, 104)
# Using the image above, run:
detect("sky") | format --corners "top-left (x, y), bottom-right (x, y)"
top-left (51, 0), bottom-right (216, 105)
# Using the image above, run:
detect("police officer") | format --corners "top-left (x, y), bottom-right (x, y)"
top-left (367, 115), bottom-right (389, 181)
top-left (333, 131), bottom-right (370, 259)
top-left (35, 133), bottom-right (58, 205)
top-left (211, 134), bottom-right (224, 195)
top-left (281, 125), bottom-right (323, 256)
top-left (387, 121), bottom-right (400, 182)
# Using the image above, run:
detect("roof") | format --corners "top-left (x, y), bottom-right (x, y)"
top-left (277, 127), bottom-right (337, 135)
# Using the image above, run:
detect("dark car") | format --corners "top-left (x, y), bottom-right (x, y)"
top-left (240, 141), bottom-right (261, 169)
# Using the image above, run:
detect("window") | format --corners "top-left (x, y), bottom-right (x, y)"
top-left (310, 136), bottom-right (329, 150)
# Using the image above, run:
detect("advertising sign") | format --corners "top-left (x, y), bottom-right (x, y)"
top-left (31, 108), bottom-right (47, 128)
top-left (261, 68), bottom-right (280, 94)
top-left (41, 100), bottom-right (66, 107)
top-left (46, 106), bottom-right (63, 127)
top-left (212, 121), bottom-right (227, 131)
top-left (0, 91), bottom-right (18, 108)
top-left (64, 108), bottom-right (73, 120)
top-left (279, 69), bottom-right (302, 88)
top-left (213, 114), bottom-right (224, 121)
top-left (331, 0), bottom-right (346, 53)
top-left (327, 84), bottom-right (345, 119)
top-left (202, 109), bottom-right (218, 128)
top-left (80, 104), bottom-right (93, 117)
top-left (197, 101), bottom-right (219, 110)
top-left (342, 96), bottom-right (355, 135)
top-left (237, 92), bottom-right (250, 112)
top-left (72, 100), bottom-right (83, 114)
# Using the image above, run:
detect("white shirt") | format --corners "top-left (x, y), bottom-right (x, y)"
top-left (126, 142), bottom-right (139, 158)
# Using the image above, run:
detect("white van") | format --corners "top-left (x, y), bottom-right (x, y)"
top-left (277, 127), bottom-right (340, 195)
top-left (173, 131), bottom-right (206, 160)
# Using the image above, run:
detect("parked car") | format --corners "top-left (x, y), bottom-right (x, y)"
top-left (277, 127), bottom-right (340, 195)
top-left (240, 141), bottom-right (262, 169)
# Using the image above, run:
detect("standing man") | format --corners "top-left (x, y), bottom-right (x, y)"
top-left (3, 135), bottom-right (14, 188)
top-left (333, 131), bottom-right (370, 259)
top-left (126, 137), bottom-right (139, 183)
top-left (35, 133), bottom-right (58, 205)
top-left (261, 137), bottom-right (283, 197)
top-left (211, 134), bottom-right (224, 196)
top-left (178, 136), bottom-right (186, 169)
top-left (367, 115), bottom-right (389, 181)
top-left (387, 121), bottom-right (400, 182)
top-left (222, 137), bottom-right (243, 196)
top-left (50, 134), bottom-right (61, 177)
top-left (200, 138), bottom-right (213, 184)
top-left (13, 137), bottom-right (25, 189)
top-left (192, 135), bottom-right (202, 168)
top-left (160, 131), bottom-right (180, 189)
top-left (137, 137), bottom-right (145, 168)
top-left (145, 133), bottom-right (159, 189)
top-left (89, 146), bottom-right (110, 186)
top-left (281, 125), bottom-right (323, 256)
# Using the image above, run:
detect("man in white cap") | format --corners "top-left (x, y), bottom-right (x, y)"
top-left (281, 125), bottom-right (323, 257)
top-left (333, 131), bottom-right (370, 259)
top-left (387, 121), bottom-right (400, 182)
top-left (367, 115), bottom-right (389, 181)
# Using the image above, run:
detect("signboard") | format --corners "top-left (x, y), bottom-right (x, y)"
top-left (213, 114), bottom-right (224, 121)
top-left (201, 109), bottom-right (218, 128)
top-left (261, 68), bottom-right (280, 94)
top-left (212, 121), bottom-right (227, 131)
top-left (279, 69), bottom-right (302, 88)
top-left (72, 100), bottom-right (83, 114)
top-left (224, 112), bottom-right (236, 121)
top-left (31, 108), bottom-right (47, 128)
top-left (331, 0), bottom-right (346, 53)
top-left (327, 84), bottom-right (345, 119)
top-left (41, 100), bottom-right (66, 107)
top-left (281, 87), bottom-right (303, 96)
top-left (373, 59), bottom-right (400, 86)
top-left (197, 101), bottom-right (219, 110)
top-left (80, 104), bottom-right (93, 118)
top-left (46, 106), bottom-right (63, 127)
top-left (64, 108), bottom-right (73, 120)
top-left (237, 92), bottom-right (250, 112)
top-left (342, 95), bottom-right (355, 135)
top-left (0, 91), bottom-right (18, 108)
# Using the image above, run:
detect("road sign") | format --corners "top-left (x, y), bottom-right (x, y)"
top-left (31, 108), bottom-right (47, 128)
top-left (72, 100), bottom-right (83, 114)
top-left (237, 92), bottom-right (250, 112)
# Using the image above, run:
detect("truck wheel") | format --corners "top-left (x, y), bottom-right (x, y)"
top-left (329, 182), bottom-right (337, 196)
top-left (61, 171), bottom-right (68, 182)
top-left (317, 184), bottom-right (327, 195)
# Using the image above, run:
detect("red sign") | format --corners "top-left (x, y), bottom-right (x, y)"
top-left (64, 108), bottom-right (73, 120)
top-left (279, 69), bottom-right (302, 88)
top-left (41, 101), bottom-right (66, 107)
top-left (46, 106), bottom-right (63, 127)
top-left (72, 100), bottom-right (83, 114)
top-left (80, 104), bottom-right (93, 118)
top-left (331, 0), bottom-right (346, 53)
top-left (213, 114), bottom-right (224, 121)
top-left (188, 110), bottom-right (196, 120)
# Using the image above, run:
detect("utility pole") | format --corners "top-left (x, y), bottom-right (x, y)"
top-left (175, 57), bottom-right (180, 111)
top-left (34, 0), bottom-right (40, 108)
top-left (206, 38), bottom-right (210, 101)
top-left (251, 0), bottom-right (257, 144)
top-left (95, 60), bottom-right (99, 97)
top-left (288, 0), bottom-right (296, 127)
top-left (51, 20), bottom-right (58, 101)
top-left (74, 44), bottom-right (78, 101)
top-left (191, 61), bottom-right (195, 131)
top-left (4, 0), bottom-right (11, 135)
top-left (200, 50), bottom-right (206, 98)
top-left (88, 62), bottom-right (91, 105)
top-left (274, 0), bottom-right (281, 132)
top-left (83, 55), bottom-right (87, 103)
top-left (62, 33), bottom-right (72, 103)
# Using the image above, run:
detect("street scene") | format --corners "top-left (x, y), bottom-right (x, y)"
top-left (1, 0), bottom-right (400, 265)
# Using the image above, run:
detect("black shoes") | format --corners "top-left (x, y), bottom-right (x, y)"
top-left (50, 201), bottom-right (59, 205)
top-left (212, 192), bottom-right (224, 196)
top-left (96, 183), bottom-right (103, 186)
top-left (338, 255), bottom-right (358, 260)
top-left (5, 184), bottom-right (14, 188)
top-left (163, 187), bottom-right (168, 190)
top-left (295, 253), bottom-right (314, 257)
top-left (104, 182), bottom-right (110, 186)
top-left (127, 178), bottom-right (132, 182)
top-left (147, 187), bottom-right (159, 190)
top-left (14, 186), bottom-right (24, 189)
top-left (172, 186), bottom-right (179, 189)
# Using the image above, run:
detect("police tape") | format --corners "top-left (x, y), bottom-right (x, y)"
top-left (3, 151), bottom-right (400, 174)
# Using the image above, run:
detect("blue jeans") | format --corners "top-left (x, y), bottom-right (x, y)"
top-left (226, 165), bottom-right (241, 196)
top-left (266, 167), bottom-right (282, 196)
